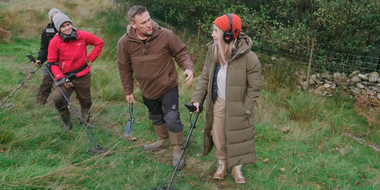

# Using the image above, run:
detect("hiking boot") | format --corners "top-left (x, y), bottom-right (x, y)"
top-left (232, 165), bottom-right (246, 184)
top-left (35, 98), bottom-right (43, 105)
top-left (144, 125), bottom-right (169, 151)
top-left (213, 162), bottom-right (227, 180)
top-left (169, 131), bottom-right (185, 170)
top-left (63, 121), bottom-right (73, 131)
top-left (58, 107), bottom-right (72, 131)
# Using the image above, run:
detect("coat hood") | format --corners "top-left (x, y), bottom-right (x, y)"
top-left (234, 33), bottom-right (253, 59)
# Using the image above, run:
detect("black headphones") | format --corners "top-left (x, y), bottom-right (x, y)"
top-left (59, 28), bottom-right (77, 43)
top-left (223, 13), bottom-right (233, 43)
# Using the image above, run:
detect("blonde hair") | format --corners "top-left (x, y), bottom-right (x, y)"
top-left (213, 24), bottom-right (236, 65)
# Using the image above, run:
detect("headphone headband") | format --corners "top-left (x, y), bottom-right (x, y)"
top-left (226, 13), bottom-right (232, 33)
top-left (223, 13), bottom-right (233, 43)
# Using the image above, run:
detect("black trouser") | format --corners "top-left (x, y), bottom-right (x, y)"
top-left (36, 71), bottom-right (54, 101)
top-left (142, 86), bottom-right (183, 133)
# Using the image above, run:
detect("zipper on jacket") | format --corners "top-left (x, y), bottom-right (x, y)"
top-left (224, 63), bottom-right (229, 162)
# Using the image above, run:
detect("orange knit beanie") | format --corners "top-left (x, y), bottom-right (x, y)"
top-left (213, 14), bottom-right (241, 40)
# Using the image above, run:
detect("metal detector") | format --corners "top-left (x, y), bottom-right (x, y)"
top-left (44, 63), bottom-right (113, 156)
top-left (151, 96), bottom-right (206, 190)
top-left (124, 102), bottom-right (135, 136)
top-left (124, 102), bottom-right (137, 141)
top-left (1, 54), bottom-right (41, 108)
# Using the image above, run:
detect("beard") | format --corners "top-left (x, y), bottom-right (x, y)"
top-left (136, 27), bottom-right (153, 37)
top-left (141, 30), bottom-right (153, 36)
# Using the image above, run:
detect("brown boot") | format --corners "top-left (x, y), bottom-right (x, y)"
top-left (58, 107), bottom-right (73, 131)
top-left (169, 131), bottom-right (185, 170)
top-left (213, 161), bottom-right (227, 180)
top-left (81, 106), bottom-right (96, 129)
top-left (232, 165), bottom-right (246, 184)
top-left (35, 99), bottom-right (42, 105)
top-left (144, 125), bottom-right (169, 151)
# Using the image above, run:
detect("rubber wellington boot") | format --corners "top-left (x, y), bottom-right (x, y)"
top-left (144, 125), bottom-right (169, 151)
top-left (81, 106), bottom-right (96, 129)
top-left (58, 108), bottom-right (73, 131)
top-left (169, 131), bottom-right (185, 170)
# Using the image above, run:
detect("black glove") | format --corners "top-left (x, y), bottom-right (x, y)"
top-left (56, 73), bottom-right (77, 86)
top-left (66, 73), bottom-right (77, 81)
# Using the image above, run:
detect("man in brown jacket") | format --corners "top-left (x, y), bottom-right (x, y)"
top-left (117, 5), bottom-right (193, 170)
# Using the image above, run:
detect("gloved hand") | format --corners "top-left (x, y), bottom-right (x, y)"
top-left (56, 73), bottom-right (77, 87)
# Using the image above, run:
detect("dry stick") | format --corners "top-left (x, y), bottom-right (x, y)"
top-left (1, 65), bottom-right (41, 107)
top-left (306, 38), bottom-right (316, 91)
top-left (345, 132), bottom-right (380, 152)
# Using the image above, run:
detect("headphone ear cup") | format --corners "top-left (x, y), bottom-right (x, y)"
top-left (59, 33), bottom-right (70, 42)
top-left (223, 13), bottom-right (234, 43)
top-left (70, 29), bottom-right (77, 40)
top-left (223, 30), bottom-right (233, 43)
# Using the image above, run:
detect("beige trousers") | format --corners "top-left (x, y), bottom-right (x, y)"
top-left (212, 97), bottom-right (227, 163)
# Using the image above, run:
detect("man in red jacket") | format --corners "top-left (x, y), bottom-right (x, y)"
top-left (117, 5), bottom-right (193, 170)
top-left (47, 13), bottom-right (104, 131)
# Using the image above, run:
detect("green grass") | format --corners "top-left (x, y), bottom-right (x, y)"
top-left (1, 1), bottom-right (380, 190)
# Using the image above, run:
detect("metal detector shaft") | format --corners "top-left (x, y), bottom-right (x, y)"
top-left (44, 64), bottom-right (100, 148)
top-left (1, 64), bottom-right (41, 107)
top-left (166, 95), bottom-right (206, 189)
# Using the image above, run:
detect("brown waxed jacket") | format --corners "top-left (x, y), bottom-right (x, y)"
top-left (191, 33), bottom-right (261, 167)
top-left (117, 21), bottom-right (193, 100)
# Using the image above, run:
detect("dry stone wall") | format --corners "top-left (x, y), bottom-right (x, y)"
top-left (295, 69), bottom-right (380, 108)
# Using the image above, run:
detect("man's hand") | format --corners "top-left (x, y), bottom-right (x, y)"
top-left (184, 69), bottom-right (193, 87)
top-left (126, 94), bottom-right (135, 103)
top-left (34, 60), bottom-right (41, 67)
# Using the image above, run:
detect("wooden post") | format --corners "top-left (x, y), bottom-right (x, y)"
top-left (306, 38), bottom-right (316, 91)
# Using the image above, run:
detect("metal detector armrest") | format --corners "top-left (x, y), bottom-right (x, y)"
top-left (184, 102), bottom-right (203, 113)
top-left (26, 54), bottom-right (36, 63)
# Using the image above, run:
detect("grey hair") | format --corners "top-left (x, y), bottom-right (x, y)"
top-left (128, 5), bottom-right (147, 22)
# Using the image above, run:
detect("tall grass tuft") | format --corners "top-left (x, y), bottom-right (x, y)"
top-left (260, 53), bottom-right (297, 93)
top-left (0, 129), bottom-right (15, 144)
top-left (286, 92), bottom-right (325, 122)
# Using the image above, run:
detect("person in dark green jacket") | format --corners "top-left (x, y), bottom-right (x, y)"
top-left (192, 13), bottom-right (261, 184)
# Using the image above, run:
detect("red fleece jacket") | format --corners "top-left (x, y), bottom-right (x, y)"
top-left (47, 29), bottom-right (104, 80)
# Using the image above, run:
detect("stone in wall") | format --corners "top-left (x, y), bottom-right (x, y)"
top-left (295, 69), bottom-right (380, 108)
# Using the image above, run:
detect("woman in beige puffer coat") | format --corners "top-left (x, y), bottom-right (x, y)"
top-left (191, 13), bottom-right (261, 184)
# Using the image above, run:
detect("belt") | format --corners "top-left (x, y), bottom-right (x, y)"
top-left (64, 64), bottom-right (88, 75)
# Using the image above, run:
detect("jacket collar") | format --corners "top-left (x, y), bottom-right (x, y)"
top-left (126, 20), bottom-right (160, 43)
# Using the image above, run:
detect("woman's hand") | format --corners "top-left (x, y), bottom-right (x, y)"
top-left (193, 102), bottom-right (200, 113)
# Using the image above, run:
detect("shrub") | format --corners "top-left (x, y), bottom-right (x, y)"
top-left (354, 91), bottom-right (380, 127)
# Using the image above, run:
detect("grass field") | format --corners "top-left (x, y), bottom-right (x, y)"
top-left (1, 1), bottom-right (380, 189)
